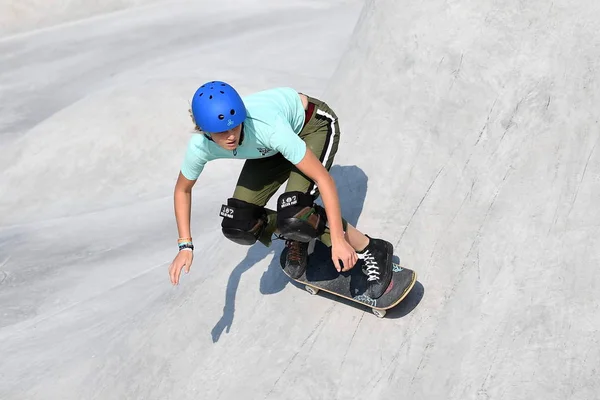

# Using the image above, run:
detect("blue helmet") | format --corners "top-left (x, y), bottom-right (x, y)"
top-left (190, 81), bottom-right (247, 133)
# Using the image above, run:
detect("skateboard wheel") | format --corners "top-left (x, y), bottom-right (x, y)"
top-left (305, 285), bottom-right (319, 295)
top-left (372, 309), bottom-right (386, 318)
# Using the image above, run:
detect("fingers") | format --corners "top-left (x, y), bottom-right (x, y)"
top-left (333, 257), bottom-right (342, 273)
top-left (169, 252), bottom-right (194, 285)
top-left (169, 262), bottom-right (182, 285)
top-left (342, 256), bottom-right (352, 272)
top-left (169, 262), bottom-right (177, 285)
top-left (340, 249), bottom-right (358, 272)
top-left (340, 260), bottom-right (350, 272)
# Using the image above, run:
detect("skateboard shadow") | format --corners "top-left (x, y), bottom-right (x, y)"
top-left (384, 281), bottom-right (424, 319)
top-left (211, 165), bottom-right (368, 343)
top-left (384, 255), bottom-right (424, 319)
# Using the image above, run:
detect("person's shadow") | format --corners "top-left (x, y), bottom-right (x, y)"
top-left (211, 165), bottom-right (368, 342)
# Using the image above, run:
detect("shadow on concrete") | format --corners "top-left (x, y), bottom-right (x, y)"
top-left (211, 165), bottom-right (368, 342)
top-left (383, 254), bottom-right (424, 319)
top-left (384, 281), bottom-right (424, 319)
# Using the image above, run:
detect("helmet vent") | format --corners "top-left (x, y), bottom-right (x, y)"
top-left (230, 109), bottom-right (236, 115)
top-left (199, 93), bottom-right (203, 97)
top-left (218, 114), bottom-right (225, 120)
top-left (220, 91), bottom-right (225, 94)
top-left (209, 95), bottom-right (213, 99)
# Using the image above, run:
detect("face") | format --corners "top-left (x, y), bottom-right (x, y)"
top-left (207, 124), bottom-right (242, 150)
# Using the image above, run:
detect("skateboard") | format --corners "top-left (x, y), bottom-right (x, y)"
top-left (279, 240), bottom-right (417, 318)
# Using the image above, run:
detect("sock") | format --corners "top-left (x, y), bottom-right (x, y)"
top-left (356, 236), bottom-right (371, 253)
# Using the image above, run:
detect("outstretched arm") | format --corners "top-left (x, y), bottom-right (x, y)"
top-left (174, 172), bottom-right (195, 240)
top-left (169, 172), bottom-right (197, 285)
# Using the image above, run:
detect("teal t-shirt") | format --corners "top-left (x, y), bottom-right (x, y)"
top-left (180, 87), bottom-right (307, 180)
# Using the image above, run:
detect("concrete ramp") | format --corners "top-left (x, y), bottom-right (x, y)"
top-left (324, 1), bottom-right (600, 398)
top-left (0, 0), bottom-right (163, 38)
top-left (1, 0), bottom-right (599, 399)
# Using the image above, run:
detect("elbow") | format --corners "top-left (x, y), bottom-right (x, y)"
top-left (175, 184), bottom-right (193, 195)
top-left (175, 172), bottom-right (196, 194)
top-left (314, 172), bottom-right (335, 192)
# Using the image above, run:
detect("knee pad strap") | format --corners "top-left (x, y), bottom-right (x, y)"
top-left (276, 191), bottom-right (327, 242)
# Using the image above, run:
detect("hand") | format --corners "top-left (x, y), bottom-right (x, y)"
top-left (331, 239), bottom-right (358, 273)
top-left (169, 249), bottom-right (194, 285)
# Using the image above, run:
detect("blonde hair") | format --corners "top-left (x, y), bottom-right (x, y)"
top-left (188, 107), bottom-right (202, 133)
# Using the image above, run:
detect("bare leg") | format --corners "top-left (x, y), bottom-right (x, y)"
top-left (344, 223), bottom-right (369, 252)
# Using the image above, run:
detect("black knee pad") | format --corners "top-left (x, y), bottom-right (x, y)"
top-left (220, 198), bottom-right (267, 245)
top-left (276, 191), bottom-right (327, 242)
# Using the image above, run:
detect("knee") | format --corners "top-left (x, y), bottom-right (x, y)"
top-left (220, 198), bottom-right (267, 245)
top-left (276, 191), bottom-right (327, 242)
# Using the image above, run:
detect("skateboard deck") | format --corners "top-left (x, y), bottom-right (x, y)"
top-left (279, 240), bottom-right (417, 318)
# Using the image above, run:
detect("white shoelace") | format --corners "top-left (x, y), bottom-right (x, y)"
top-left (359, 250), bottom-right (380, 281)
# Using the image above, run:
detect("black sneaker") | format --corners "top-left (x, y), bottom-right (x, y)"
top-left (285, 240), bottom-right (309, 279)
top-left (358, 236), bottom-right (393, 299)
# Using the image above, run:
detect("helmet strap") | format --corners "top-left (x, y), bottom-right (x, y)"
top-left (238, 123), bottom-right (245, 146)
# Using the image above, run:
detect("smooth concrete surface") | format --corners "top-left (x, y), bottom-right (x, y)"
top-left (1, 0), bottom-right (599, 399)
top-left (0, 0), bottom-right (163, 38)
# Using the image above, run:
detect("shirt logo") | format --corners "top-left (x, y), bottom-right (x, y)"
top-left (257, 147), bottom-right (272, 156)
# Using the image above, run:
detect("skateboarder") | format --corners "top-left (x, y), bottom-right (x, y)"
top-left (168, 81), bottom-right (393, 298)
